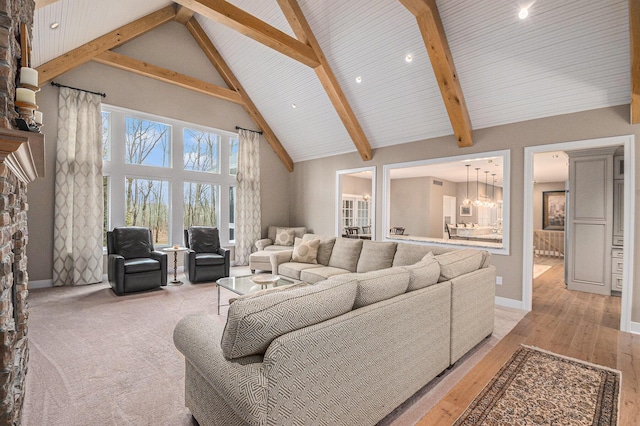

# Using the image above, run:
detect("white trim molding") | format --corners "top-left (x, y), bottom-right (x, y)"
top-left (495, 296), bottom-right (526, 310)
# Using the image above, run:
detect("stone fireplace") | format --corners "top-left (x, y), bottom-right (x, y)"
top-left (0, 0), bottom-right (44, 424)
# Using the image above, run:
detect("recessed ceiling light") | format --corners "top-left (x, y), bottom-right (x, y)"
top-left (405, 54), bottom-right (413, 63)
top-left (518, 7), bottom-right (529, 19)
top-left (50, 22), bottom-right (60, 29)
top-left (291, 103), bottom-right (297, 109)
top-left (355, 76), bottom-right (362, 83)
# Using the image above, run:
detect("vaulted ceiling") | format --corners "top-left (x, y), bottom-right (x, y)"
top-left (33, 0), bottom-right (635, 172)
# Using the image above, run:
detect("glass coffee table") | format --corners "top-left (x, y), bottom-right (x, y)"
top-left (215, 275), bottom-right (299, 314)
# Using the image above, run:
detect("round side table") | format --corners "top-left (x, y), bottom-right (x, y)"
top-left (162, 246), bottom-right (188, 285)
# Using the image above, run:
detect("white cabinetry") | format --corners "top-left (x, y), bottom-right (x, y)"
top-left (611, 154), bottom-right (624, 293)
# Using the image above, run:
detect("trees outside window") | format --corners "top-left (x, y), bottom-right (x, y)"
top-left (102, 105), bottom-right (237, 247)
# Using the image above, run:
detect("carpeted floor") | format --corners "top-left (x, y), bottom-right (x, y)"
top-left (23, 268), bottom-right (526, 426)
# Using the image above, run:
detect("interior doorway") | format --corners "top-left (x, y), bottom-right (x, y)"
top-left (442, 195), bottom-right (456, 239)
top-left (531, 152), bottom-right (567, 294)
top-left (523, 135), bottom-right (635, 332)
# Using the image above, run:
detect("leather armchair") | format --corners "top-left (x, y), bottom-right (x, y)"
top-left (184, 227), bottom-right (230, 283)
top-left (107, 226), bottom-right (167, 295)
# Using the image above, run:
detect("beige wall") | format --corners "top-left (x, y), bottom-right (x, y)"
top-left (288, 105), bottom-right (640, 321)
top-left (27, 22), bottom-right (290, 282)
top-left (390, 177), bottom-right (429, 236)
top-left (342, 175), bottom-right (371, 196)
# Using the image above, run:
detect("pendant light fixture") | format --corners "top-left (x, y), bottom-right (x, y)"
top-left (483, 171), bottom-right (491, 207)
top-left (473, 168), bottom-right (481, 206)
top-left (463, 165), bottom-right (471, 206)
top-left (490, 174), bottom-right (497, 208)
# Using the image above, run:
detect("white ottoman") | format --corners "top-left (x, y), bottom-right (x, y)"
top-left (249, 250), bottom-right (273, 273)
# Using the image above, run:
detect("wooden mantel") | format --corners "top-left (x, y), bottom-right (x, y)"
top-left (0, 128), bottom-right (45, 183)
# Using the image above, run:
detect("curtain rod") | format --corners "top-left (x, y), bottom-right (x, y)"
top-left (235, 126), bottom-right (263, 135)
top-left (50, 81), bottom-right (106, 98)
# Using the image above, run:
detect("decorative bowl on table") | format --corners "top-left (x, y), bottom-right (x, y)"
top-left (249, 274), bottom-right (280, 287)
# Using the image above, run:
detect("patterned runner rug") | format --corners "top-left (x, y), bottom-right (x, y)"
top-left (454, 345), bottom-right (621, 425)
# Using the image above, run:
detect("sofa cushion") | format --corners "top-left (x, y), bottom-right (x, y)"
top-left (328, 238), bottom-right (363, 272)
top-left (278, 262), bottom-right (323, 280)
top-left (275, 228), bottom-right (295, 246)
top-left (356, 241), bottom-right (397, 273)
top-left (113, 227), bottom-right (152, 259)
top-left (194, 253), bottom-right (225, 266)
top-left (291, 237), bottom-right (320, 264)
top-left (229, 282), bottom-right (309, 304)
top-left (300, 266), bottom-right (350, 284)
top-left (392, 243), bottom-right (433, 267)
top-left (302, 234), bottom-right (336, 266)
top-left (403, 253), bottom-right (440, 291)
top-left (221, 278), bottom-right (357, 359)
top-left (350, 267), bottom-right (410, 309)
top-left (435, 249), bottom-right (484, 281)
top-left (124, 258), bottom-right (160, 274)
top-left (188, 226), bottom-right (219, 253)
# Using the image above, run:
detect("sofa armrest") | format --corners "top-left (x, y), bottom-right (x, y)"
top-left (255, 238), bottom-right (273, 251)
top-left (449, 265), bottom-right (496, 364)
top-left (216, 246), bottom-right (231, 276)
top-left (107, 254), bottom-right (125, 294)
top-left (269, 250), bottom-right (293, 274)
top-left (150, 251), bottom-right (168, 286)
top-left (173, 315), bottom-right (267, 424)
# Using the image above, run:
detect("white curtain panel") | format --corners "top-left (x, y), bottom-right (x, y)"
top-left (52, 87), bottom-right (104, 286)
top-left (235, 129), bottom-right (261, 266)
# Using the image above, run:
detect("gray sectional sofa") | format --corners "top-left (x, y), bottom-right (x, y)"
top-left (173, 236), bottom-right (496, 426)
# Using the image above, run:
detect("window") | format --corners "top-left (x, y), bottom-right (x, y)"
top-left (102, 105), bottom-right (237, 247)
top-left (125, 116), bottom-right (171, 167)
top-left (229, 137), bottom-right (238, 175)
top-left (125, 177), bottom-right (169, 244)
top-left (184, 182), bottom-right (219, 228)
top-left (184, 129), bottom-right (219, 173)
top-left (103, 176), bottom-right (109, 246)
top-left (382, 149), bottom-right (510, 254)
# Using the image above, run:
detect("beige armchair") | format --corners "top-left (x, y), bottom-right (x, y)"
top-left (255, 226), bottom-right (307, 251)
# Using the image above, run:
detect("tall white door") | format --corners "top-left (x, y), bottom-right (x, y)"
top-left (566, 152), bottom-right (613, 295)
top-left (443, 196), bottom-right (456, 239)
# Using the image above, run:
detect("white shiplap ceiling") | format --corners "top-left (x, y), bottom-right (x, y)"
top-left (33, 0), bottom-right (631, 166)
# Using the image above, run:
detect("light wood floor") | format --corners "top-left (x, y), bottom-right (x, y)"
top-left (418, 262), bottom-right (640, 425)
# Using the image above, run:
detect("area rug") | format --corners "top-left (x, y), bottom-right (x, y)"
top-left (453, 345), bottom-right (621, 425)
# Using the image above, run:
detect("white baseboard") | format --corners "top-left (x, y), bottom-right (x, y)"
top-left (29, 279), bottom-right (53, 289)
top-left (627, 321), bottom-right (640, 335)
top-left (495, 296), bottom-right (527, 310)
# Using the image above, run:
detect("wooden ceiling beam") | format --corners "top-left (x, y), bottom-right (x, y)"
top-left (185, 17), bottom-right (294, 172)
top-left (277, 0), bottom-right (372, 161)
top-left (399, 0), bottom-right (473, 147)
top-left (174, 5), bottom-right (196, 25)
top-left (631, 0), bottom-right (640, 124)
top-left (36, 5), bottom-right (177, 85)
top-left (35, 0), bottom-right (61, 9)
top-left (93, 50), bottom-right (243, 104)
top-left (172, 0), bottom-right (319, 68)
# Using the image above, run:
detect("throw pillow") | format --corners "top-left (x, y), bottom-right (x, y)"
top-left (275, 227), bottom-right (295, 246)
top-left (403, 253), bottom-right (440, 291)
top-left (291, 237), bottom-right (320, 264)
top-left (351, 267), bottom-right (410, 309)
top-left (356, 241), bottom-right (397, 273)
top-left (221, 278), bottom-right (358, 359)
top-left (435, 249), bottom-right (484, 282)
top-left (302, 234), bottom-right (336, 266)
